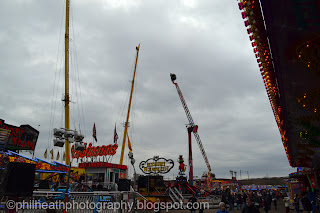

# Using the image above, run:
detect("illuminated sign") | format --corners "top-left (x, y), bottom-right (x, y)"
top-left (71, 143), bottom-right (118, 158)
top-left (139, 156), bottom-right (174, 175)
top-left (35, 158), bottom-right (69, 172)
top-left (1, 151), bottom-right (69, 172)
top-left (79, 162), bottom-right (127, 170)
top-left (0, 119), bottom-right (39, 151)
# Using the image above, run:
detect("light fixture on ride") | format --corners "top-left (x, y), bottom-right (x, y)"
top-left (53, 128), bottom-right (85, 150)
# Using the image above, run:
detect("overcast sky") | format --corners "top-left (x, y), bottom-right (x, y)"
top-left (0, 0), bottom-right (296, 179)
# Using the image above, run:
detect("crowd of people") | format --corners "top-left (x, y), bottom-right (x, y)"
top-left (292, 186), bottom-right (318, 213)
top-left (185, 186), bottom-right (320, 213)
top-left (217, 197), bottom-right (261, 213)
top-left (44, 173), bottom-right (109, 192)
top-left (218, 189), bottom-right (280, 213)
top-left (183, 188), bottom-right (284, 213)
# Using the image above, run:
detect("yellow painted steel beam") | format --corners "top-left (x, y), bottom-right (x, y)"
top-left (120, 44), bottom-right (140, 165)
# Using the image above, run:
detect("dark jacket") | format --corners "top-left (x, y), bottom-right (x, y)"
top-left (188, 196), bottom-right (197, 211)
top-left (242, 205), bottom-right (260, 213)
top-left (264, 194), bottom-right (272, 206)
top-left (252, 195), bottom-right (261, 207)
top-left (228, 193), bottom-right (234, 204)
top-left (237, 194), bottom-right (243, 204)
top-left (301, 196), bottom-right (313, 211)
top-left (243, 193), bottom-right (248, 201)
top-left (222, 193), bottom-right (227, 203)
top-left (293, 197), bottom-right (299, 209)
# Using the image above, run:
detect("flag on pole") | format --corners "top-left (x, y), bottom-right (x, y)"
top-left (50, 149), bottom-right (54, 160)
top-left (44, 149), bottom-right (48, 159)
top-left (56, 151), bottom-right (60, 160)
top-left (93, 123), bottom-right (97, 142)
top-left (127, 134), bottom-right (132, 152)
top-left (114, 124), bottom-right (118, 144)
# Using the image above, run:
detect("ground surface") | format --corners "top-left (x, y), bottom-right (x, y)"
top-left (140, 200), bottom-right (288, 213)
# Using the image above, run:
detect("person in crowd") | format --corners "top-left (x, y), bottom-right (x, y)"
top-left (301, 191), bottom-right (313, 213)
top-left (154, 198), bottom-right (161, 213)
top-left (252, 192), bottom-right (261, 209)
top-left (87, 177), bottom-right (93, 188)
top-left (92, 180), bottom-right (97, 189)
top-left (49, 178), bottom-right (55, 190)
top-left (197, 189), bottom-right (201, 198)
top-left (217, 202), bottom-right (229, 213)
top-left (200, 189), bottom-right (205, 197)
top-left (293, 193), bottom-right (300, 213)
top-left (199, 199), bottom-right (204, 213)
top-left (243, 192), bottom-right (248, 208)
top-left (188, 193), bottom-right (198, 213)
top-left (242, 197), bottom-right (260, 213)
top-left (306, 186), bottom-right (317, 212)
top-left (54, 180), bottom-right (60, 191)
top-left (263, 192), bottom-right (272, 213)
top-left (222, 191), bottom-right (228, 207)
top-left (79, 174), bottom-right (85, 183)
top-left (273, 196), bottom-right (277, 210)
top-left (60, 178), bottom-right (66, 187)
top-left (283, 197), bottom-right (290, 213)
top-left (228, 192), bottom-right (235, 211)
top-left (211, 189), bottom-right (215, 195)
top-left (237, 193), bottom-right (244, 210)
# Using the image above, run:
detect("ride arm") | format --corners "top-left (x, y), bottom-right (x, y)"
top-left (170, 73), bottom-right (212, 172)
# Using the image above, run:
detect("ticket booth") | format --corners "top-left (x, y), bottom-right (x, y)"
top-left (79, 162), bottom-right (127, 184)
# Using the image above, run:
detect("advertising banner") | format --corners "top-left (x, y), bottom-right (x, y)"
top-left (139, 156), bottom-right (174, 175)
top-left (0, 119), bottom-right (39, 151)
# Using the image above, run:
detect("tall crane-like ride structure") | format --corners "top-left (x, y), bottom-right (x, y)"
top-left (119, 44), bottom-right (140, 165)
top-left (170, 73), bottom-right (212, 185)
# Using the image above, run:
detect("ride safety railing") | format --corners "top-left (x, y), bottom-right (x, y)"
top-left (0, 190), bottom-right (142, 213)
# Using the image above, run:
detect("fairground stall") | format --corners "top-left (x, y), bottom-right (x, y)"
top-left (79, 162), bottom-right (127, 189)
top-left (138, 156), bottom-right (174, 202)
top-left (72, 142), bottom-right (128, 190)
top-left (0, 119), bottom-right (41, 196)
top-left (0, 119), bottom-right (76, 193)
top-left (241, 185), bottom-right (283, 191)
top-left (0, 150), bottom-right (72, 195)
top-left (1, 151), bottom-right (71, 189)
top-left (0, 119), bottom-right (39, 152)
top-left (286, 177), bottom-right (302, 200)
top-left (237, 0), bottom-right (320, 192)
top-left (288, 167), bottom-right (317, 198)
top-left (211, 179), bottom-right (239, 191)
top-left (195, 171), bottom-right (215, 192)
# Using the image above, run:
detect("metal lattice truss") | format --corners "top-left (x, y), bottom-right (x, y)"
top-left (172, 77), bottom-right (212, 172)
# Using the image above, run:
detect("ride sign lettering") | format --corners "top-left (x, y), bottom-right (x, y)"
top-left (139, 156), bottom-right (174, 175)
top-left (0, 119), bottom-right (39, 151)
top-left (71, 142), bottom-right (118, 158)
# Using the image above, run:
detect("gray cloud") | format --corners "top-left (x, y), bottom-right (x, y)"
top-left (0, 0), bottom-right (296, 179)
